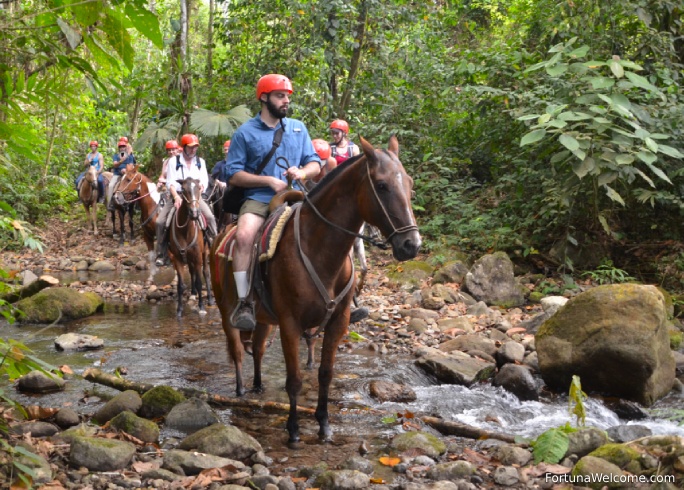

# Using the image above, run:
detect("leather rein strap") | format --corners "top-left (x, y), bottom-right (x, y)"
top-left (294, 203), bottom-right (355, 332)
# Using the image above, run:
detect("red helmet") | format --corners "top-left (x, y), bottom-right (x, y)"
top-left (117, 137), bottom-right (128, 147)
top-left (330, 120), bottom-right (349, 134)
top-left (223, 140), bottom-right (231, 150)
top-left (312, 139), bottom-right (331, 160)
top-left (89, 141), bottom-right (99, 147)
top-left (165, 140), bottom-right (179, 150)
top-left (256, 74), bottom-right (293, 100)
top-left (180, 134), bottom-right (200, 147)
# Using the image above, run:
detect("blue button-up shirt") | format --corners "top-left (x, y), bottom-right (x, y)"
top-left (112, 152), bottom-right (136, 176)
top-left (224, 115), bottom-right (321, 204)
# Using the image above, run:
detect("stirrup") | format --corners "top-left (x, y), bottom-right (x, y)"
top-left (230, 300), bottom-right (256, 332)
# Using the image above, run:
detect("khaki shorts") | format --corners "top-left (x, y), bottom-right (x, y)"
top-left (239, 199), bottom-right (270, 218)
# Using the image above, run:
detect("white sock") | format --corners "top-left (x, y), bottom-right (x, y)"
top-left (234, 271), bottom-right (248, 299)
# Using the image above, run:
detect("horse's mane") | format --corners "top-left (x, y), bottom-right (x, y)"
top-left (307, 153), bottom-right (364, 200)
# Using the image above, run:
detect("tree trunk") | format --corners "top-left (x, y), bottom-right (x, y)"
top-left (206, 0), bottom-right (214, 83)
top-left (180, 0), bottom-right (189, 71)
top-left (1, 275), bottom-right (59, 304)
top-left (129, 95), bottom-right (143, 141)
top-left (339, 1), bottom-right (368, 115)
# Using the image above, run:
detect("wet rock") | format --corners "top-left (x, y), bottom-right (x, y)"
top-left (162, 449), bottom-right (245, 476)
top-left (391, 431), bottom-right (446, 459)
top-left (493, 466), bottom-right (519, 486)
top-left (432, 260), bottom-right (469, 285)
top-left (164, 397), bottom-right (220, 434)
top-left (10, 421), bottom-right (60, 438)
top-left (416, 351), bottom-right (496, 386)
top-left (110, 410), bottom-right (159, 443)
top-left (76, 260), bottom-right (89, 271)
top-left (465, 301), bottom-right (491, 317)
top-left (70, 436), bottom-right (136, 471)
top-left (572, 455), bottom-right (626, 487)
top-left (16, 370), bottom-right (66, 393)
top-left (314, 469), bottom-right (370, 489)
top-left (251, 474), bottom-right (279, 488)
top-left (368, 380), bottom-right (417, 402)
top-left (55, 332), bottom-right (104, 351)
top-left (135, 260), bottom-right (149, 270)
top-left (407, 317), bottom-right (428, 333)
top-left (340, 455), bottom-right (374, 475)
top-left (565, 427), bottom-right (610, 459)
top-left (495, 341), bottom-right (525, 366)
top-left (54, 408), bottom-right (80, 428)
top-left (606, 424), bottom-right (652, 443)
top-left (463, 253), bottom-right (525, 308)
top-left (491, 444), bottom-right (532, 466)
top-left (93, 390), bottom-right (142, 424)
top-left (438, 334), bottom-right (498, 357)
top-left (540, 295), bottom-right (568, 315)
top-left (436, 317), bottom-right (473, 333)
top-left (536, 284), bottom-right (675, 406)
top-left (179, 423), bottom-right (263, 460)
top-left (139, 385), bottom-right (186, 418)
top-left (88, 260), bottom-right (116, 272)
top-left (426, 461), bottom-right (475, 481)
top-left (15, 287), bottom-right (104, 323)
top-left (607, 399), bottom-right (649, 420)
top-left (20, 269), bottom-right (38, 285)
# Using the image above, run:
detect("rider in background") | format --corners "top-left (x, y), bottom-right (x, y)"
top-left (158, 140), bottom-right (180, 191)
top-left (76, 141), bottom-right (105, 202)
top-left (155, 134), bottom-right (217, 267)
top-left (225, 74), bottom-right (321, 331)
top-left (108, 136), bottom-right (136, 210)
top-left (211, 140), bottom-right (231, 188)
top-left (328, 119), bottom-right (360, 172)
top-left (310, 139), bottom-right (331, 185)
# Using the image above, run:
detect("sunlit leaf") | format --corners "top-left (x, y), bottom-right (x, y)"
top-left (379, 456), bottom-right (401, 467)
top-left (56, 18), bottom-right (81, 49)
top-left (657, 145), bottom-right (684, 159)
top-left (124, 3), bottom-right (163, 49)
top-left (609, 60), bottom-right (624, 79)
top-left (520, 129), bottom-right (546, 146)
top-left (604, 185), bottom-right (625, 206)
top-left (190, 106), bottom-right (252, 138)
top-left (559, 134), bottom-right (579, 152)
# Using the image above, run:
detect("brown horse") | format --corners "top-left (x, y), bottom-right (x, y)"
top-left (78, 166), bottom-right (101, 235)
top-left (210, 136), bottom-right (421, 444)
top-left (115, 164), bottom-right (161, 281)
top-left (169, 177), bottom-right (214, 317)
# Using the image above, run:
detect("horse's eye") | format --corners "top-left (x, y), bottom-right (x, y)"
top-left (376, 182), bottom-right (388, 192)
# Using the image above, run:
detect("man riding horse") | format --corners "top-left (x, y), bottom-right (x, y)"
top-left (224, 74), bottom-right (321, 331)
top-left (155, 134), bottom-right (217, 267)
top-left (108, 136), bottom-right (136, 211)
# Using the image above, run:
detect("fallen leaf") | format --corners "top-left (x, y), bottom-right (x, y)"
top-left (379, 456), bottom-right (401, 467)
top-left (25, 405), bottom-right (58, 420)
top-left (369, 477), bottom-right (385, 484)
top-left (131, 461), bottom-right (157, 473)
top-left (58, 365), bottom-right (73, 375)
top-left (462, 447), bottom-right (491, 465)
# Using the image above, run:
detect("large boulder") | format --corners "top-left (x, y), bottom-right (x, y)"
top-left (536, 284), bottom-right (675, 406)
top-left (15, 287), bottom-right (103, 323)
top-left (462, 252), bottom-right (525, 308)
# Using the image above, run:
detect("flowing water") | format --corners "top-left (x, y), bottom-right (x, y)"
top-left (2, 299), bottom-right (684, 477)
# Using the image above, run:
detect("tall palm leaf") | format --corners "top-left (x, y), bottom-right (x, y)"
top-left (134, 120), bottom-right (182, 152)
top-left (189, 105), bottom-right (251, 138)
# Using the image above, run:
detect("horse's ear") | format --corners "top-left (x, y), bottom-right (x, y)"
top-left (176, 179), bottom-right (184, 186)
top-left (388, 134), bottom-right (399, 157)
top-left (359, 137), bottom-right (377, 162)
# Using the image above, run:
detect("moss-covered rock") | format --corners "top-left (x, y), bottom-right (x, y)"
top-left (139, 385), bottom-right (186, 418)
top-left (588, 443), bottom-right (641, 469)
top-left (390, 430), bottom-right (446, 459)
top-left (386, 260), bottom-right (433, 289)
top-left (528, 291), bottom-right (545, 303)
top-left (110, 410), bottom-right (159, 443)
top-left (16, 287), bottom-right (103, 323)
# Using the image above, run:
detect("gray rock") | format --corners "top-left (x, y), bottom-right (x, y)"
top-left (162, 449), bottom-right (245, 476)
top-left (88, 260), bottom-right (116, 272)
top-left (179, 423), bottom-right (263, 460)
top-left (496, 341), bottom-right (525, 366)
top-left (250, 474), bottom-right (279, 489)
top-left (390, 431), bottom-right (446, 459)
top-left (432, 260), bottom-right (469, 285)
top-left (340, 455), bottom-right (374, 474)
top-left (491, 444), bottom-right (532, 466)
top-left (69, 436), bottom-right (136, 471)
top-left (165, 397), bottom-right (220, 434)
top-left (493, 466), bottom-right (519, 486)
top-left (565, 427), bottom-right (610, 458)
top-left (93, 390), bottom-right (142, 424)
top-left (16, 371), bottom-right (66, 393)
top-left (369, 380), bottom-right (417, 402)
top-left (110, 410), bottom-right (159, 443)
top-left (606, 424), bottom-right (652, 443)
top-left (416, 351), bottom-right (496, 386)
top-left (55, 408), bottom-right (80, 428)
top-left (436, 317), bottom-right (474, 333)
top-left (426, 461), bottom-right (475, 481)
top-left (400, 308), bottom-right (440, 321)
top-left (55, 332), bottom-right (104, 351)
top-left (20, 269), bottom-right (38, 286)
top-left (314, 469), bottom-right (370, 489)
top-left (10, 421), bottom-right (60, 438)
top-left (492, 364), bottom-right (540, 401)
top-left (463, 253), bottom-right (525, 308)
top-left (439, 335), bottom-right (498, 357)
top-left (540, 296), bottom-right (568, 315)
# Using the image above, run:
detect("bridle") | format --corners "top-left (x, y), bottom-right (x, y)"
top-left (171, 182), bottom-right (201, 256)
top-left (115, 172), bottom-right (151, 205)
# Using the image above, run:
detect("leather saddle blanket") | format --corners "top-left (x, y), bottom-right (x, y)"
top-left (214, 203), bottom-right (294, 264)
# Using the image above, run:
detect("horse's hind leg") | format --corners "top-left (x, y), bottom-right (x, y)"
top-left (118, 209), bottom-right (125, 245)
top-left (175, 267), bottom-right (185, 317)
top-left (305, 333), bottom-right (316, 370)
top-left (203, 251), bottom-right (214, 306)
top-left (128, 206), bottom-right (135, 243)
top-left (92, 202), bottom-right (98, 235)
top-left (192, 259), bottom-right (206, 315)
top-left (223, 324), bottom-right (246, 396)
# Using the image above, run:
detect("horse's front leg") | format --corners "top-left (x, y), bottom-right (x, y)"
top-left (117, 208), bottom-right (125, 245)
top-left (203, 249), bottom-right (214, 306)
top-left (192, 257), bottom-right (206, 315)
top-left (128, 206), bottom-right (135, 243)
top-left (251, 323), bottom-right (273, 392)
top-left (280, 322), bottom-right (303, 445)
top-left (175, 265), bottom-right (185, 318)
top-left (316, 313), bottom-right (349, 442)
top-left (92, 202), bottom-right (98, 235)
top-left (223, 324), bottom-right (246, 396)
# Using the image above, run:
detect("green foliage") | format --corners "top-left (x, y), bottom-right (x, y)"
top-left (568, 375), bottom-right (588, 426)
top-left (531, 423), bottom-right (574, 464)
top-left (582, 260), bottom-right (635, 285)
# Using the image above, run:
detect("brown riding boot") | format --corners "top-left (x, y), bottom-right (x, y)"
top-left (231, 300), bottom-right (256, 331)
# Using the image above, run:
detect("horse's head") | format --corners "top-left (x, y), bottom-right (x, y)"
top-left (116, 164), bottom-right (142, 206)
top-left (358, 136), bottom-right (421, 261)
top-left (178, 178), bottom-right (202, 220)
top-left (85, 166), bottom-right (98, 187)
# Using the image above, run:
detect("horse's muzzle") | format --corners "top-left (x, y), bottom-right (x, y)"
top-left (390, 230), bottom-right (421, 261)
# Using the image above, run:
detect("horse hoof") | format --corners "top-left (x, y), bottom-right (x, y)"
top-left (189, 294), bottom-right (197, 301)
top-left (199, 309), bottom-right (207, 315)
top-left (287, 439), bottom-right (303, 450)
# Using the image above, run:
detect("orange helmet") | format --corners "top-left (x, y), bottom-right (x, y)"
top-left (256, 74), bottom-right (293, 100)
top-left (89, 140), bottom-right (99, 147)
top-left (223, 140), bottom-right (231, 150)
top-left (312, 139), bottom-right (331, 160)
top-left (180, 134), bottom-right (200, 147)
top-left (165, 140), bottom-right (179, 150)
top-left (117, 137), bottom-right (128, 147)
top-left (330, 120), bottom-right (349, 134)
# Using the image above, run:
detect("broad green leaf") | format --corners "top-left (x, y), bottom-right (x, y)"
top-left (190, 106), bottom-right (252, 137)
top-left (15, 71), bottom-right (24, 94)
top-left (645, 137), bottom-right (658, 153)
top-left (609, 60), bottom-right (624, 78)
top-left (550, 150), bottom-right (571, 164)
top-left (592, 117), bottom-right (611, 125)
top-left (124, 3), bottom-right (163, 49)
top-left (517, 114), bottom-right (540, 121)
top-left (548, 42), bottom-right (565, 53)
top-left (618, 60), bottom-right (643, 70)
top-left (538, 113), bottom-right (551, 124)
top-left (568, 46), bottom-right (589, 58)
top-left (611, 128), bottom-right (635, 139)
top-left (645, 163), bottom-right (672, 184)
top-left (572, 148), bottom-right (586, 161)
top-left (649, 133), bottom-right (670, 140)
top-left (546, 64), bottom-right (568, 77)
top-left (559, 134), bottom-right (579, 152)
top-left (102, 11), bottom-right (134, 69)
top-left (547, 119), bottom-right (567, 129)
top-left (572, 156), bottom-right (595, 179)
top-left (71, 0), bottom-right (103, 26)
top-left (634, 127), bottom-right (650, 139)
top-left (604, 185), bottom-right (625, 206)
top-left (83, 34), bottom-right (119, 70)
top-left (3, 72), bottom-right (12, 98)
top-left (598, 215), bottom-right (612, 238)
top-left (590, 77), bottom-right (615, 90)
top-left (615, 154), bottom-right (634, 165)
top-left (520, 129), bottom-right (546, 146)
top-left (635, 168), bottom-right (655, 188)
top-left (26, 72), bottom-right (38, 92)
top-left (558, 111), bottom-right (591, 121)
top-left (624, 71), bottom-right (658, 92)
top-left (611, 93), bottom-right (631, 110)
top-left (533, 428), bottom-right (569, 464)
top-left (657, 145), bottom-right (684, 159)
top-left (637, 150), bottom-right (657, 165)
top-left (597, 171), bottom-right (617, 186)
top-left (56, 18), bottom-right (82, 49)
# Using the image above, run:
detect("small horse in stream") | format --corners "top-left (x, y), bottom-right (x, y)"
top-left (115, 164), bottom-right (161, 281)
top-left (169, 177), bottom-right (213, 317)
top-left (210, 136), bottom-right (421, 444)
top-left (78, 166), bottom-right (101, 235)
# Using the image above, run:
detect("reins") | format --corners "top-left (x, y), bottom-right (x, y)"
top-left (171, 187), bottom-right (201, 257)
